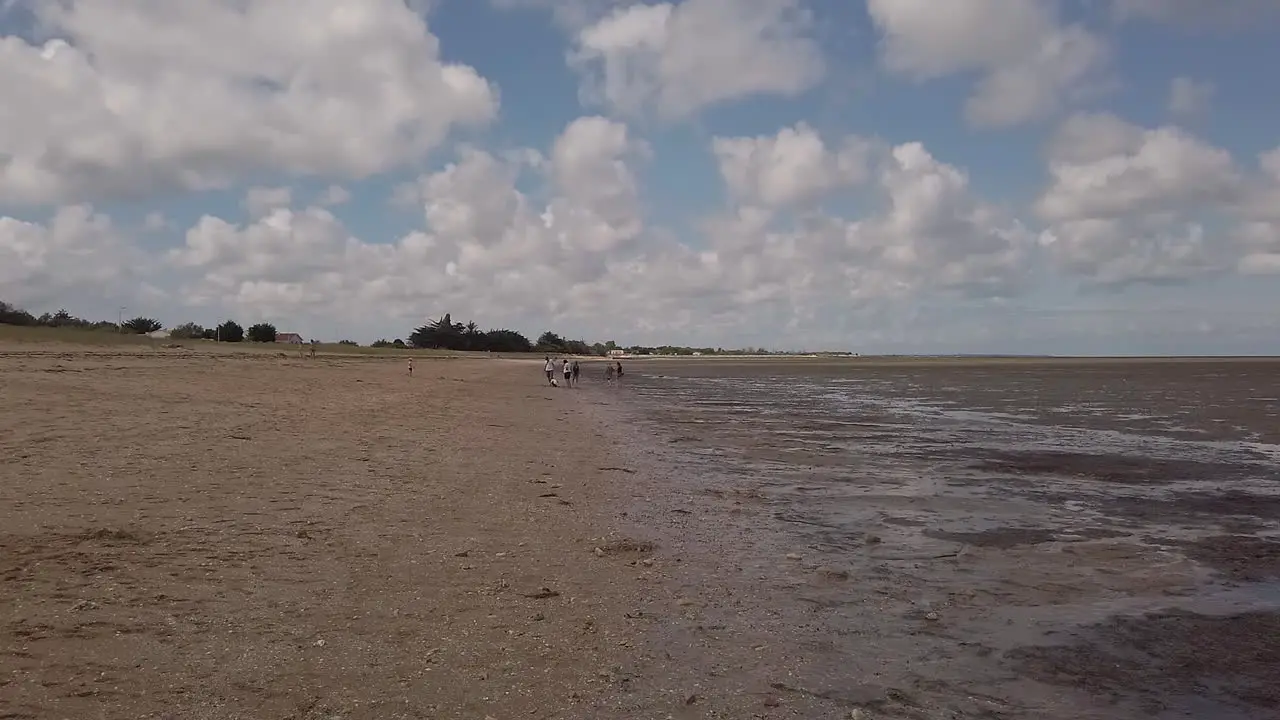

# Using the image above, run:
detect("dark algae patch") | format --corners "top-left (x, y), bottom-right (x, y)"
top-left (1008, 609), bottom-right (1280, 716)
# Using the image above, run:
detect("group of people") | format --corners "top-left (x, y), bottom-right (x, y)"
top-left (543, 356), bottom-right (623, 388)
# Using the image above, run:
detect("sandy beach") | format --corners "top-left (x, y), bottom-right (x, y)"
top-left (0, 344), bottom-right (715, 719)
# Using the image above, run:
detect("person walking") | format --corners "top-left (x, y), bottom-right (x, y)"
top-left (562, 357), bottom-right (573, 387)
top-left (571, 360), bottom-right (580, 387)
top-left (544, 356), bottom-right (555, 385)
top-left (605, 362), bottom-right (615, 385)
top-left (615, 360), bottom-right (624, 380)
top-left (407, 358), bottom-right (413, 377)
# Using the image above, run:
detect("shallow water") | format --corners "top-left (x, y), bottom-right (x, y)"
top-left (595, 359), bottom-right (1280, 719)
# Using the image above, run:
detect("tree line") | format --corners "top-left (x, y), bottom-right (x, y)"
top-left (2, 300), bottom-right (831, 355)
top-left (1, 301), bottom-right (280, 344)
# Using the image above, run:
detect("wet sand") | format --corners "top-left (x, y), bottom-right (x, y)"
top-left (590, 357), bottom-right (1280, 719)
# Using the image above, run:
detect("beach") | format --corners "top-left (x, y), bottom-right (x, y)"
top-left (0, 345), bottom-right (717, 719)
top-left (4, 345), bottom-right (1280, 719)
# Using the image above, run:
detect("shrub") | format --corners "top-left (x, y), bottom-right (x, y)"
top-left (216, 320), bottom-right (244, 342)
top-left (123, 317), bottom-right (162, 334)
top-left (169, 322), bottom-right (205, 339)
top-left (247, 322), bottom-right (278, 343)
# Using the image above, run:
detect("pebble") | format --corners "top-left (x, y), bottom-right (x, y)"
top-left (785, 553), bottom-right (802, 560)
top-left (925, 611), bottom-right (939, 621)
top-left (676, 598), bottom-right (697, 606)
top-left (594, 547), bottom-right (605, 557)
top-left (640, 558), bottom-right (654, 567)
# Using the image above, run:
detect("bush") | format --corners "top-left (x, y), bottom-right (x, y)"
top-left (169, 322), bottom-right (205, 339)
top-left (123, 317), bottom-right (162, 334)
top-left (247, 322), bottom-right (277, 343)
top-left (216, 320), bottom-right (244, 342)
top-left (337, 339), bottom-right (358, 346)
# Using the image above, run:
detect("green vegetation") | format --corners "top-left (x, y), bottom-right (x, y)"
top-left (1, 300), bottom-right (854, 356)
top-left (215, 320), bottom-right (244, 343)
top-left (123, 317), bottom-right (163, 334)
top-left (409, 314), bottom-right (538, 353)
top-left (247, 322), bottom-right (277, 343)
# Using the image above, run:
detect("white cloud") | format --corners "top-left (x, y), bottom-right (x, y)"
top-left (2, 114), bottom-right (1042, 346)
top-left (711, 123), bottom-right (872, 209)
top-left (0, 0), bottom-right (497, 206)
top-left (243, 186), bottom-right (293, 219)
top-left (1168, 76), bottom-right (1213, 118)
top-left (569, 0), bottom-right (824, 119)
top-left (866, 0), bottom-right (1109, 127)
top-left (1034, 113), bottom-right (1267, 285)
top-left (0, 205), bottom-right (151, 309)
top-left (1037, 113), bottom-right (1240, 222)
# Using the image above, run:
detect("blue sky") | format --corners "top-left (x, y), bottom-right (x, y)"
top-left (1, 0), bottom-right (1278, 354)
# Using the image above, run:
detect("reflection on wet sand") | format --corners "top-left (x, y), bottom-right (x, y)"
top-left (602, 359), bottom-right (1280, 719)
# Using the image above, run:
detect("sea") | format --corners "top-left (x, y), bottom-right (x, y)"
top-left (587, 358), bottom-right (1280, 719)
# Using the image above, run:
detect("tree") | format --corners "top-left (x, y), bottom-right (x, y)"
top-left (216, 320), bottom-right (244, 342)
top-left (247, 322), bottom-right (278, 343)
top-left (169, 322), bottom-right (205, 339)
top-left (481, 329), bottom-right (533, 352)
top-left (535, 331), bottom-right (565, 353)
top-left (0, 301), bottom-right (37, 326)
top-left (123, 317), bottom-right (163, 334)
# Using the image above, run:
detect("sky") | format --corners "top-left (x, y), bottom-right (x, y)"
top-left (1, 0), bottom-right (1279, 354)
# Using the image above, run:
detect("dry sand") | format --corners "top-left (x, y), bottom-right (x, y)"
top-left (0, 345), bottom-right (726, 719)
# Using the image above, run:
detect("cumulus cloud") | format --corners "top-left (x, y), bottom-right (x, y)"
top-left (1037, 113), bottom-right (1240, 222)
top-left (0, 205), bottom-right (152, 309)
top-left (1, 112), bottom-right (1040, 346)
top-left (0, 0), bottom-right (497, 206)
top-left (866, 0), bottom-right (1109, 127)
top-left (711, 123), bottom-right (872, 209)
top-left (568, 0), bottom-right (824, 119)
top-left (1033, 112), bottom-right (1277, 285)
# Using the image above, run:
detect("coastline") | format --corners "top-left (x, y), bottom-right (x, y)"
top-left (0, 345), bottom-right (721, 718)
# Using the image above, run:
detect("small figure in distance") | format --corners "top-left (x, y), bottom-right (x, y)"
top-left (407, 358), bottom-right (413, 377)
top-left (571, 359), bottom-right (580, 387)
top-left (615, 360), bottom-right (624, 381)
top-left (562, 356), bottom-right (572, 387)
top-left (605, 361), bottom-right (615, 385)
top-left (544, 356), bottom-right (555, 386)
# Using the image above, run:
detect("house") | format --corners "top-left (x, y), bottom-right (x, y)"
top-left (276, 332), bottom-right (304, 344)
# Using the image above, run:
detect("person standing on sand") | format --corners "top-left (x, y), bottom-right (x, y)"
top-left (615, 360), bottom-right (624, 380)
top-left (571, 360), bottom-right (580, 387)
top-left (562, 357), bottom-right (573, 387)
top-left (544, 356), bottom-right (554, 385)
top-left (605, 362), bottom-right (615, 385)
top-left (407, 358), bottom-right (413, 376)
